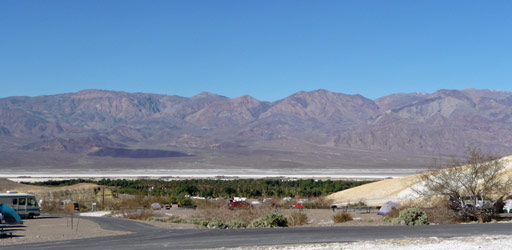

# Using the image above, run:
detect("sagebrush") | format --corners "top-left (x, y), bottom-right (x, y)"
top-left (288, 211), bottom-right (308, 226)
top-left (249, 212), bottom-right (288, 228)
top-left (392, 207), bottom-right (428, 226)
top-left (333, 211), bottom-right (352, 223)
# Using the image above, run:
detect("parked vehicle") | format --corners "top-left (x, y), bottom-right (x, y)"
top-left (450, 195), bottom-right (495, 210)
top-left (228, 201), bottom-right (251, 210)
top-left (0, 191), bottom-right (40, 219)
top-left (449, 195), bottom-right (498, 220)
top-left (62, 200), bottom-right (79, 211)
top-left (250, 200), bottom-right (261, 205)
top-left (290, 204), bottom-right (305, 209)
top-left (503, 199), bottom-right (512, 213)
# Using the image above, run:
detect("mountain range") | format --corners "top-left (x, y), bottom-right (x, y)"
top-left (1, 88), bottom-right (511, 172)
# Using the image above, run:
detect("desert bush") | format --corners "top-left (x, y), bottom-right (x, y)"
top-left (227, 219), bottom-right (247, 229)
top-left (123, 209), bottom-right (155, 220)
top-left (347, 200), bottom-right (368, 209)
top-left (114, 195), bottom-right (148, 209)
top-left (198, 204), bottom-right (272, 226)
top-left (392, 207), bottom-right (428, 226)
top-left (304, 197), bottom-right (332, 209)
top-left (207, 218), bottom-right (227, 229)
top-left (249, 212), bottom-right (288, 228)
top-left (288, 211), bottom-right (308, 226)
top-left (421, 201), bottom-right (457, 224)
top-left (185, 218), bottom-right (209, 227)
top-left (248, 217), bottom-right (267, 228)
top-left (382, 207), bottom-right (400, 222)
top-left (40, 200), bottom-right (64, 213)
top-left (186, 217), bottom-right (209, 227)
top-left (333, 211), bottom-right (353, 223)
top-left (195, 200), bottom-right (227, 210)
top-left (168, 216), bottom-right (184, 223)
top-left (146, 216), bottom-right (167, 222)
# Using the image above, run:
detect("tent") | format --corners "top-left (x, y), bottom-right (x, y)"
top-left (0, 204), bottom-right (23, 224)
top-left (377, 201), bottom-right (400, 215)
top-left (151, 203), bottom-right (162, 210)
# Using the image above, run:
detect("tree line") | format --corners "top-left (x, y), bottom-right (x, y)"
top-left (26, 178), bottom-right (372, 198)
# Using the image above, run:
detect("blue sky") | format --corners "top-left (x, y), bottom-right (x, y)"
top-left (1, 1), bottom-right (511, 101)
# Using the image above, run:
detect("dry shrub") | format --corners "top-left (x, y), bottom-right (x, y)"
top-left (123, 209), bottom-right (155, 220)
top-left (198, 204), bottom-right (272, 225)
top-left (421, 200), bottom-right (457, 224)
top-left (167, 216), bottom-right (184, 223)
top-left (422, 206), bottom-right (456, 224)
top-left (401, 199), bottom-right (457, 224)
top-left (305, 197), bottom-right (332, 209)
top-left (348, 200), bottom-right (368, 208)
top-left (195, 200), bottom-right (227, 210)
top-left (40, 200), bottom-right (64, 213)
top-left (288, 211), bottom-right (308, 226)
top-left (113, 195), bottom-right (147, 210)
top-left (333, 211), bottom-right (353, 223)
top-left (387, 207), bottom-right (400, 219)
top-left (113, 195), bottom-right (170, 210)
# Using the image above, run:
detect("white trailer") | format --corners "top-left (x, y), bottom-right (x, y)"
top-left (0, 191), bottom-right (40, 219)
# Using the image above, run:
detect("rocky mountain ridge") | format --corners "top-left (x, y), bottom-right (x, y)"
top-left (1, 88), bottom-right (511, 168)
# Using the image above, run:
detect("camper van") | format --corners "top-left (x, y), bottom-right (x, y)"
top-left (0, 191), bottom-right (40, 219)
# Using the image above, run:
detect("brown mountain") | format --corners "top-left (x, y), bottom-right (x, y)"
top-left (1, 88), bottom-right (511, 171)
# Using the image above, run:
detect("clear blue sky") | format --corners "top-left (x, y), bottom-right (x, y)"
top-left (1, 1), bottom-right (511, 101)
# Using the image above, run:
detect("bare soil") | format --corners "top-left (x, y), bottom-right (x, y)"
top-left (0, 216), bottom-right (128, 246)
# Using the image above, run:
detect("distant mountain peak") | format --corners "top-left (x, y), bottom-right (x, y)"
top-left (73, 89), bottom-right (127, 98)
top-left (192, 92), bottom-right (227, 99)
top-left (1, 88), bottom-right (512, 162)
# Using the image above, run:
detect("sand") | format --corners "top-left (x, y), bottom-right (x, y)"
top-left (327, 156), bottom-right (512, 206)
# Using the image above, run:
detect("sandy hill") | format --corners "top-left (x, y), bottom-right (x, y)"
top-left (327, 156), bottom-right (512, 206)
top-left (0, 179), bottom-right (110, 205)
top-left (0, 178), bottom-right (99, 194)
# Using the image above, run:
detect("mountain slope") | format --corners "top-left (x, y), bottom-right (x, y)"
top-left (1, 88), bottom-right (512, 170)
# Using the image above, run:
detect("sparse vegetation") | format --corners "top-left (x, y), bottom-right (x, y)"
top-left (122, 209), bottom-right (155, 220)
top-left (304, 197), bottom-right (333, 209)
top-left (333, 211), bottom-right (352, 223)
top-left (227, 219), bottom-right (247, 229)
top-left (382, 207), bottom-right (400, 222)
top-left (168, 216), bottom-right (184, 223)
top-left (421, 200), bottom-right (457, 224)
top-left (288, 211), bottom-right (308, 226)
top-left (207, 218), bottom-right (227, 229)
top-left (416, 148), bottom-right (512, 223)
top-left (249, 212), bottom-right (288, 228)
top-left (40, 200), bottom-right (65, 213)
top-left (391, 207), bottom-right (428, 226)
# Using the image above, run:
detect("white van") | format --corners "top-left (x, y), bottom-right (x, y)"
top-left (0, 191), bottom-right (40, 219)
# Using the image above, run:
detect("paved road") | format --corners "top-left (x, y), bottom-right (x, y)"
top-left (3, 217), bottom-right (512, 250)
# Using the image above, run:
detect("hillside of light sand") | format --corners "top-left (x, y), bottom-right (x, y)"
top-left (327, 156), bottom-right (512, 206)
top-left (0, 178), bottom-right (113, 205)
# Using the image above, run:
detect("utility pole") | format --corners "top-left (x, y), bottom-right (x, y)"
top-left (102, 186), bottom-right (105, 210)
